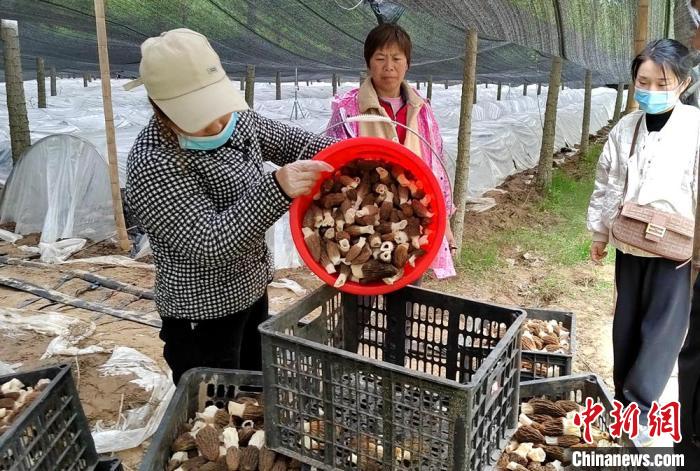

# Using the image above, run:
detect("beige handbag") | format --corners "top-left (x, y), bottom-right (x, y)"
top-left (610, 117), bottom-right (694, 262)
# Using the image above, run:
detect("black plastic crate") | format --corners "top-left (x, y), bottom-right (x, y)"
top-left (139, 368), bottom-right (263, 471)
top-left (504, 375), bottom-right (642, 471)
top-left (520, 374), bottom-right (634, 447)
top-left (520, 307), bottom-right (576, 380)
top-left (0, 363), bottom-right (100, 471)
top-left (260, 285), bottom-right (526, 471)
top-left (96, 458), bottom-right (122, 470)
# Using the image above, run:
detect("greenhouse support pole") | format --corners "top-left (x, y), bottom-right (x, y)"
top-left (332, 73), bottom-right (338, 96)
top-left (613, 83), bottom-right (624, 122)
top-left (497, 82), bottom-right (502, 101)
top-left (427, 75), bottom-right (433, 101)
top-left (50, 66), bottom-right (57, 96)
top-left (94, 0), bottom-right (131, 252)
top-left (451, 29), bottom-right (478, 255)
top-left (535, 56), bottom-right (563, 193)
top-left (626, 0), bottom-right (649, 113)
top-left (276, 71), bottom-right (282, 100)
top-left (36, 57), bottom-right (46, 108)
top-left (1, 20), bottom-right (30, 162)
top-left (580, 69), bottom-right (592, 156)
top-left (245, 64), bottom-right (255, 108)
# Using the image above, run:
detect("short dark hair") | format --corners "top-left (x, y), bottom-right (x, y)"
top-left (148, 98), bottom-right (177, 141)
top-left (631, 39), bottom-right (692, 84)
top-left (364, 23), bottom-right (412, 68)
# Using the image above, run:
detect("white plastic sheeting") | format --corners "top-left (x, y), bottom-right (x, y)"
top-left (0, 79), bottom-right (618, 268)
top-left (0, 134), bottom-right (116, 246)
top-left (92, 347), bottom-right (174, 453)
top-left (0, 308), bottom-right (106, 359)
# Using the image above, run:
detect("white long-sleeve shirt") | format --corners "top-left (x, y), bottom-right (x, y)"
top-left (587, 104), bottom-right (700, 256)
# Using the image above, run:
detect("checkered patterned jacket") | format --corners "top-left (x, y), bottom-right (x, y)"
top-left (126, 111), bottom-right (334, 320)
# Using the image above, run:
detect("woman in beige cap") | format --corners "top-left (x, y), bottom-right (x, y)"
top-left (125, 29), bottom-right (334, 384)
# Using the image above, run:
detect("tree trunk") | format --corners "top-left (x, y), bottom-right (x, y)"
top-left (523, 83), bottom-right (528, 96)
top-left (276, 71), bottom-right (282, 100)
top-left (579, 69), bottom-right (593, 156)
top-left (497, 82), bottom-right (502, 101)
top-left (535, 56), bottom-right (563, 193)
top-left (427, 75), bottom-right (433, 101)
top-left (473, 84), bottom-right (477, 104)
top-left (1, 20), bottom-right (31, 162)
top-left (445, 80), bottom-right (449, 89)
top-left (94, 0), bottom-right (131, 252)
top-left (537, 82), bottom-right (542, 95)
top-left (626, 0), bottom-right (649, 113)
top-left (36, 57), bottom-right (46, 108)
top-left (416, 80), bottom-right (420, 90)
top-left (450, 29), bottom-right (478, 255)
top-left (84, 73), bottom-right (89, 87)
top-left (613, 83), bottom-right (624, 122)
top-left (245, 64), bottom-right (255, 108)
top-left (332, 73), bottom-right (337, 96)
top-left (50, 66), bottom-right (57, 96)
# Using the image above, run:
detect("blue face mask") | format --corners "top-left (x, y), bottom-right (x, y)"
top-left (177, 112), bottom-right (238, 151)
top-left (634, 88), bottom-right (679, 115)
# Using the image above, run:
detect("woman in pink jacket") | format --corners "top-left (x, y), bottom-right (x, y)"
top-left (326, 23), bottom-right (457, 279)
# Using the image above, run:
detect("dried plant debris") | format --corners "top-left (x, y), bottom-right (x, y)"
top-left (303, 159), bottom-right (436, 287)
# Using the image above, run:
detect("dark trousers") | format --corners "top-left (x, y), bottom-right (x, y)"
top-left (613, 251), bottom-right (690, 423)
top-left (675, 275), bottom-right (700, 462)
top-left (159, 293), bottom-right (269, 385)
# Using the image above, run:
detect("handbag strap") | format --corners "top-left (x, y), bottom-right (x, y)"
top-left (620, 116), bottom-right (644, 207)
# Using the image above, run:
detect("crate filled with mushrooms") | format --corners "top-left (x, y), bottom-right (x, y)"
top-left (141, 369), bottom-right (299, 471)
top-left (519, 308), bottom-right (576, 380)
top-left (0, 363), bottom-right (103, 470)
top-left (496, 374), bottom-right (629, 471)
top-left (290, 138), bottom-right (447, 295)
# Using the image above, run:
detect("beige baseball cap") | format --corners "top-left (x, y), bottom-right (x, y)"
top-left (125, 28), bottom-right (248, 133)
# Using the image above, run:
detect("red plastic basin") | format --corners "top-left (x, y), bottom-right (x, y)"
top-left (289, 137), bottom-right (446, 295)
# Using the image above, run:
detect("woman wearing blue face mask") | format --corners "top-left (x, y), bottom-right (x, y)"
top-left (125, 29), bottom-right (335, 385)
top-left (587, 39), bottom-right (700, 447)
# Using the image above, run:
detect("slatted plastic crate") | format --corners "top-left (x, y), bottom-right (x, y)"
top-left (96, 458), bottom-right (123, 470)
top-left (140, 368), bottom-right (263, 471)
top-left (0, 363), bottom-right (100, 471)
top-left (520, 308), bottom-right (576, 380)
top-left (519, 373), bottom-right (638, 469)
top-left (260, 285), bottom-right (526, 470)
